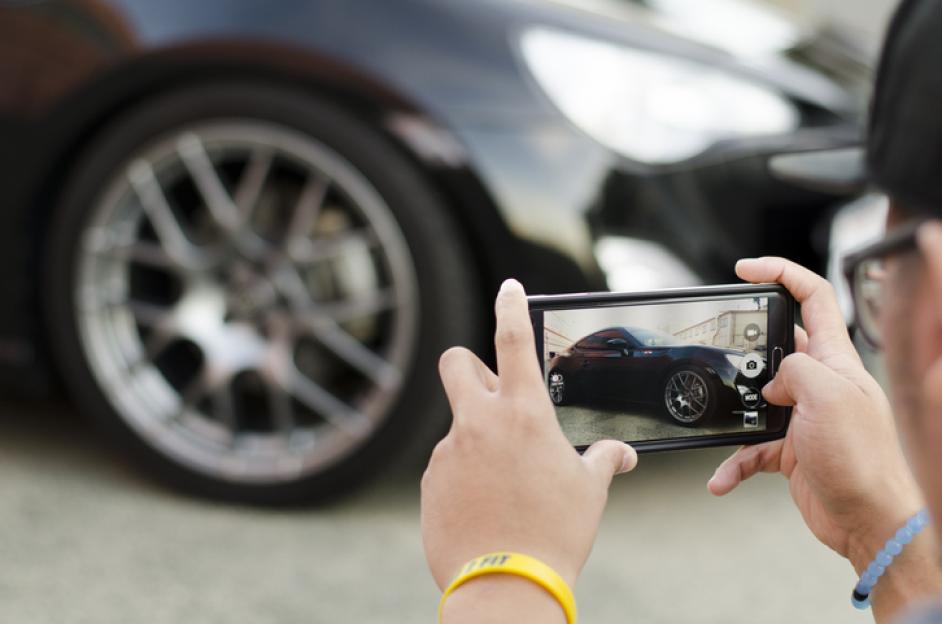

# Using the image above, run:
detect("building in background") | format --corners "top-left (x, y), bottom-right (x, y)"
top-left (673, 300), bottom-right (767, 353)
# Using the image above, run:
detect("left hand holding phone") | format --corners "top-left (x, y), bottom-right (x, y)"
top-left (421, 278), bottom-right (637, 623)
top-left (708, 257), bottom-right (935, 623)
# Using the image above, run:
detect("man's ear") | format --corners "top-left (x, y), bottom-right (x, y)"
top-left (917, 221), bottom-right (942, 406)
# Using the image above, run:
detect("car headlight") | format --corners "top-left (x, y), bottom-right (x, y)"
top-left (724, 353), bottom-right (744, 369)
top-left (519, 27), bottom-right (799, 164)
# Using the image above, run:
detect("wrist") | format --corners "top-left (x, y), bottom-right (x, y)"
top-left (846, 467), bottom-right (925, 574)
top-left (441, 575), bottom-right (567, 624)
top-left (847, 507), bottom-right (942, 622)
top-left (847, 501), bottom-right (924, 575)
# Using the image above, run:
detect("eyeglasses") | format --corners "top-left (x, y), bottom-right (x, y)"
top-left (842, 219), bottom-right (923, 349)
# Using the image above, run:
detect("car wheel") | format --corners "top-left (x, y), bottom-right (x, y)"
top-left (45, 82), bottom-right (482, 504)
top-left (662, 366), bottom-right (716, 426)
top-left (548, 369), bottom-right (571, 406)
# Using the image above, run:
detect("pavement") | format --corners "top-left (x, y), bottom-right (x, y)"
top-left (0, 399), bottom-right (863, 623)
top-left (558, 403), bottom-right (764, 446)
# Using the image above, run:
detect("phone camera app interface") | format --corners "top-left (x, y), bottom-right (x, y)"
top-left (542, 297), bottom-right (769, 446)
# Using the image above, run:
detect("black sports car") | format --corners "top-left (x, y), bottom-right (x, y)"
top-left (547, 326), bottom-right (766, 425)
top-left (0, 0), bottom-right (864, 503)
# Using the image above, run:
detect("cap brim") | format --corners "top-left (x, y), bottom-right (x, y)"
top-left (767, 146), bottom-right (867, 195)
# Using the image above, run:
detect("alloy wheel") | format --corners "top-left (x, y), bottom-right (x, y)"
top-left (73, 120), bottom-right (419, 482)
top-left (664, 370), bottom-right (709, 423)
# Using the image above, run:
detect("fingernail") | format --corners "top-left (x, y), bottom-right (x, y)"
top-left (619, 445), bottom-right (638, 473)
top-left (499, 278), bottom-right (522, 294)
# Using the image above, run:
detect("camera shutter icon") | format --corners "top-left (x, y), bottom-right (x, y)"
top-left (739, 352), bottom-right (765, 379)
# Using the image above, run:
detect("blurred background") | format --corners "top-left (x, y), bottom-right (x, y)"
top-left (0, 0), bottom-right (897, 621)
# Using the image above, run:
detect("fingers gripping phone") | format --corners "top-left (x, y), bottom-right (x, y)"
top-left (528, 284), bottom-right (795, 452)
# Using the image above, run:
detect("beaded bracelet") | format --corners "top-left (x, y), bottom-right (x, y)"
top-left (852, 508), bottom-right (930, 609)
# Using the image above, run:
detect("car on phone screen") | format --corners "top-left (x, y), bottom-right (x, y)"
top-left (0, 0), bottom-right (863, 503)
top-left (546, 327), bottom-right (766, 425)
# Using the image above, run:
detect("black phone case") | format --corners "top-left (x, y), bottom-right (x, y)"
top-left (528, 283), bottom-right (795, 453)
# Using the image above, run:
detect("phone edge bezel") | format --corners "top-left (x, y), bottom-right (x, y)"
top-left (528, 283), bottom-right (795, 453)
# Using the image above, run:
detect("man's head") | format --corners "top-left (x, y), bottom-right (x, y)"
top-left (882, 204), bottom-right (942, 534)
top-left (864, 0), bottom-right (942, 534)
top-left (781, 0), bottom-right (942, 539)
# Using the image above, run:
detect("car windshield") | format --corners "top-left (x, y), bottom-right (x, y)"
top-left (629, 328), bottom-right (682, 347)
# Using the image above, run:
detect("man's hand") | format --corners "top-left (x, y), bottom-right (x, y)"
top-left (421, 279), bottom-right (636, 620)
top-left (710, 257), bottom-right (937, 621)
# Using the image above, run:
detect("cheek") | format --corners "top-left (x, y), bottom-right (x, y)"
top-left (905, 292), bottom-right (942, 514)
top-left (882, 289), bottom-right (917, 405)
top-left (886, 287), bottom-right (938, 389)
top-left (912, 295), bottom-right (942, 374)
top-left (916, 423), bottom-right (942, 524)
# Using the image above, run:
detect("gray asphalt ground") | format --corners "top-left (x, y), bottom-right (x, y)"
top-left (558, 404), bottom-right (764, 446)
top-left (1, 400), bottom-right (861, 624)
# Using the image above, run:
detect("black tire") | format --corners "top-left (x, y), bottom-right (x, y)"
top-left (44, 82), bottom-right (483, 505)
top-left (660, 365), bottom-right (718, 427)
top-left (547, 368), bottom-right (573, 406)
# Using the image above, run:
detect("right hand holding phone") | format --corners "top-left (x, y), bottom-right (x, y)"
top-left (708, 257), bottom-right (924, 574)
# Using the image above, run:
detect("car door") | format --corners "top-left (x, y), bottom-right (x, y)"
top-left (622, 331), bottom-right (674, 403)
top-left (567, 333), bottom-right (610, 398)
top-left (587, 329), bottom-right (635, 399)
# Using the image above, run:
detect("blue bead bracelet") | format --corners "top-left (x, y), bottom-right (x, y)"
top-left (852, 508), bottom-right (930, 609)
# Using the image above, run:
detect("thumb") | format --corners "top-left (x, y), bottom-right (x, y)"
top-left (582, 440), bottom-right (637, 487)
top-left (762, 352), bottom-right (825, 407)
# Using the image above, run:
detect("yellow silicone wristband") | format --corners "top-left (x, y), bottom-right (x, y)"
top-left (437, 552), bottom-right (577, 624)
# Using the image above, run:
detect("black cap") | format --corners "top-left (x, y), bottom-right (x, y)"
top-left (769, 0), bottom-right (942, 214)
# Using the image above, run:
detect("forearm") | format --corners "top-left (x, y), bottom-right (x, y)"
top-left (441, 575), bottom-right (568, 624)
top-left (849, 515), bottom-right (942, 623)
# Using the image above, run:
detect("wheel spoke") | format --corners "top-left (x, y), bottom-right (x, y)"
top-left (233, 147), bottom-right (274, 221)
top-left (110, 242), bottom-right (177, 269)
top-left (313, 289), bottom-right (396, 323)
top-left (177, 372), bottom-right (211, 417)
top-left (177, 133), bottom-right (242, 231)
top-left (289, 228), bottom-right (379, 264)
top-left (141, 328), bottom-right (175, 360)
top-left (284, 174), bottom-right (329, 254)
top-left (267, 381), bottom-right (296, 437)
top-left (211, 380), bottom-right (238, 433)
top-left (128, 300), bottom-right (174, 329)
top-left (286, 368), bottom-right (368, 436)
top-left (270, 262), bottom-right (314, 309)
top-left (301, 314), bottom-right (401, 389)
top-left (128, 159), bottom-right (211, 270)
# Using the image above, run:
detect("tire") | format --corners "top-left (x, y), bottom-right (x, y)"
top-left (44, 82), bottom-right (482, 504)
top-left (661, 365), bottom-right (717, 427)
top-left (548, 369), bottom-right (573, 406)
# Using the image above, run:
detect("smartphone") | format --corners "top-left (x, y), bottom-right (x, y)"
top-left (528, 284), bottom-right (795, 452)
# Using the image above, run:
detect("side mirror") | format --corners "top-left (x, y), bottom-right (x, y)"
top-left (606, 338), bottom-right (628, 347)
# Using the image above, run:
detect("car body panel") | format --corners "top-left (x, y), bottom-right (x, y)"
top-left (0, 0), bottom-right (863, 392)
top-left (548, 326), bottom-right (750, 411)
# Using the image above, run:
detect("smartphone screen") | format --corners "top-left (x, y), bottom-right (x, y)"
top-left (529, 285), bottom-right (793, 451)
